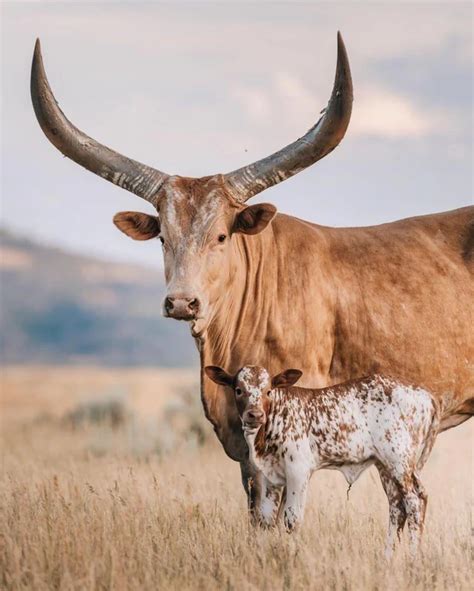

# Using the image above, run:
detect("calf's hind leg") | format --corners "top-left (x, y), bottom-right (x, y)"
top-left (403, 474), bottom-right (427, 555)
top-left (377, 467), bottom-right (407, 558)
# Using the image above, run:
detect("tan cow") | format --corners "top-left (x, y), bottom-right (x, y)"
top-left (31, 34), bottom-right (474, 515)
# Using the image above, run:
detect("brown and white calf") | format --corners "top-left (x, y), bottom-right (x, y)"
top-left (205, 365), bottom-right (440, 555)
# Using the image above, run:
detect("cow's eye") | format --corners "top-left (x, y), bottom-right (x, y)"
top-left (218, 234), bottom-right (227, 243)
top-left (235, 387), bottom-right (242, 396)
top-left (159, 236), bottom-right (165, 245)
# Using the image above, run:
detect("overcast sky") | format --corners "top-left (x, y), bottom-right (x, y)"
top-left (2, 1), bottom-right (472, 267)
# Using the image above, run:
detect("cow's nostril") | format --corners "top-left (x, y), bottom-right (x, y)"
top-left (164, 296), bottom-right (174, 311)
top-left (188, 298), bottom-right (200, 312)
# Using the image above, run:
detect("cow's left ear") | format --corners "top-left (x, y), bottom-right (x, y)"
top-left (272, 369), bottom-right (303, 389)
top-left (234, 203), bottom-right (277, 235)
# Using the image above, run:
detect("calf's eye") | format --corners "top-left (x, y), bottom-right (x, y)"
top-left (159, 236), bottom-right (165, 245)
top-left (235, 387), bottom-right (242, 396)
top-left (218, 234), bottom-right (227, 243)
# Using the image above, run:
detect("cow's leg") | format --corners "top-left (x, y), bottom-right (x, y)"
top-left (259, 477), bottom-right (284, 528)
top-left (239, 460), bottom-right (262, 523)
top-left (282, 470), bottom-right (309, 532)
top-left (377, 467), bottom-right (407, 558)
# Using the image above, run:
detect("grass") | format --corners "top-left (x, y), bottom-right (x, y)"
top-left (1, 366), bottom-right (472, 590)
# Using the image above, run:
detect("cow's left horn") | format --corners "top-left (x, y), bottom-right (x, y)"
top-left (224, 32), bottom-right (353, 202)
top-left (31, 39), bottom-right (168, 206)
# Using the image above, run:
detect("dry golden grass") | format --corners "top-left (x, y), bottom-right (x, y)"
top-left (1, 366), bottom-right (472, 590)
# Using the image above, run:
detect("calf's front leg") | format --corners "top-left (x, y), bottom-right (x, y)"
top-left (259, 477), bottom-right (284, 528)
top-left (283, 469), bottom-right (310, 532)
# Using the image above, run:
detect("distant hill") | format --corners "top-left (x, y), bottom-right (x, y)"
top-left (0, 229), bottom-right (198, 367)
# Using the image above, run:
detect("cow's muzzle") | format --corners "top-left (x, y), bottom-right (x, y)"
top-left (163, 295), bottom-right (201, 321)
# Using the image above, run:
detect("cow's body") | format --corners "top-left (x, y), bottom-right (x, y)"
top-left (223, 367), bottom-right (440, 554)
top-left (199, 206), bottom-right (474, 480)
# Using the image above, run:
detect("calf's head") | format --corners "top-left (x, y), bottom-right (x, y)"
top-left (30, 34), bottom-right (352, 337)
top-left (205, 365), bottom-right (302, 428)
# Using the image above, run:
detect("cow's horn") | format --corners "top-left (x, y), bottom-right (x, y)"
top-left (224, 32), bottom-right (353, 202)
top-left (30, 39), bottom-right (168, 206)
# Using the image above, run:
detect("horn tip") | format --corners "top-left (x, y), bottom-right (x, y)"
top-left (335, 31), bottom-right (352, 91)
top-left (336, 31), bottom-right (347, 55)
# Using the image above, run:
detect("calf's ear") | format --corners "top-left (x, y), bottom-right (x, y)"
top-left (272, 369), bottom-right (303, 389)
top-left (204, 366), bottom-right (234, 388)
top-left (113, 211), bottom-right (160, 240)
top-left (234, 203), bottom-right (277, 235)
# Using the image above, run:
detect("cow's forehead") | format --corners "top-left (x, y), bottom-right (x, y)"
top-left (236, 366), bottom-right (271, 391)
top-left (158, 176), bottom-right (234, 238)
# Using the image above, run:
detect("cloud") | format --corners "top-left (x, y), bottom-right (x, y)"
top-left (351, 86), bottom-right (444, 139)
top-left (232, 73), bottom-right (446, 140)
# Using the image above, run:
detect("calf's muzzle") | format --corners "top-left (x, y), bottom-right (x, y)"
top-left (243, 408), bottom-right (265, 427)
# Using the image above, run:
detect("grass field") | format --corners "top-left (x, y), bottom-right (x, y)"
top-left (1, 366), bottom-right (472, 590)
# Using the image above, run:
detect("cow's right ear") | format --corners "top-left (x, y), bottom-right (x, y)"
top-left (204, 366), bottom-right (234, 388)
top-left (113, 211), bottom-right (160, 240)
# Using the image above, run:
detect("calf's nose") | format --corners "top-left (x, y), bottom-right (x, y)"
top-left (164, 295), bottom-right (200, 320)
top-left (244, 409), bottom-right (265, 423)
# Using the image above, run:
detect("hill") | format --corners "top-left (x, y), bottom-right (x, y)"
top-left (0, 229), bottom-right (198, 366)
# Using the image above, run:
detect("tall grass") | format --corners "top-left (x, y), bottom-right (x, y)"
top-left (1, 367), bottom-right (472, 590)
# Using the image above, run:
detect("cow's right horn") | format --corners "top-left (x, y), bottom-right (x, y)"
top-left (31, 39), bottom-right (168, 206)
top-left (224, 32), bottom-right (353, 202)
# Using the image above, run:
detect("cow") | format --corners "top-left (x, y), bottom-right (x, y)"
top-left (30, 33), bottom-right (474, 518)
top-left (205, 364), bottom-right (440, 555)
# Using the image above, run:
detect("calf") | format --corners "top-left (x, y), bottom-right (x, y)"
top-left (205, 365), bottom-right (440, 555)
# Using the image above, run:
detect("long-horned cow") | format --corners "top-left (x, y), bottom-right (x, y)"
top-left (31, 34), bottom-right (473, 515)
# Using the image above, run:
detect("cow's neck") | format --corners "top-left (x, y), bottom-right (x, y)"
top-left (195, 228), bottom-right (279, 460)
top-left (194, 222), bottom-right (334, 461)
top-left (202, 229), bottom-right (277, 371)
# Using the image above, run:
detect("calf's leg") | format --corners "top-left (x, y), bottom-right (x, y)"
top-left (378, 467), bottom-right (407, 558)
top-left (403, 475), bottom-right (427, 555)
top-left (259, 478), bottom-right (284, 528)
top-left (283, 470), bottom-right (309, 532)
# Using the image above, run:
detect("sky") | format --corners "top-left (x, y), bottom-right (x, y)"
top-left (1, 1), bottom-right (472, 267)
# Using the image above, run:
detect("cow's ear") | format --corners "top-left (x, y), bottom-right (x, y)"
top-left (234, 203), bottom-right (277, 235)
top-left (204, 366), bottom-right (234, 388)
top-left (113, 211), bottom-right (160, 240)
top-left (272, 369), bottom-right (303, 389)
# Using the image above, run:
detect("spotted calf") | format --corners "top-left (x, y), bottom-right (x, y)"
top-left (205, 365), bottom-right (440, 555)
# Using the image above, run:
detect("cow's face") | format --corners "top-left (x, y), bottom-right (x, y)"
top-left (205, 365), bottom-right (303, 429)
top-left (113, 176), bottom-right (276, 336)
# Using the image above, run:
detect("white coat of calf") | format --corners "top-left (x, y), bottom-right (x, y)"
top-left (205, 365), bottom-right (440, 555)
